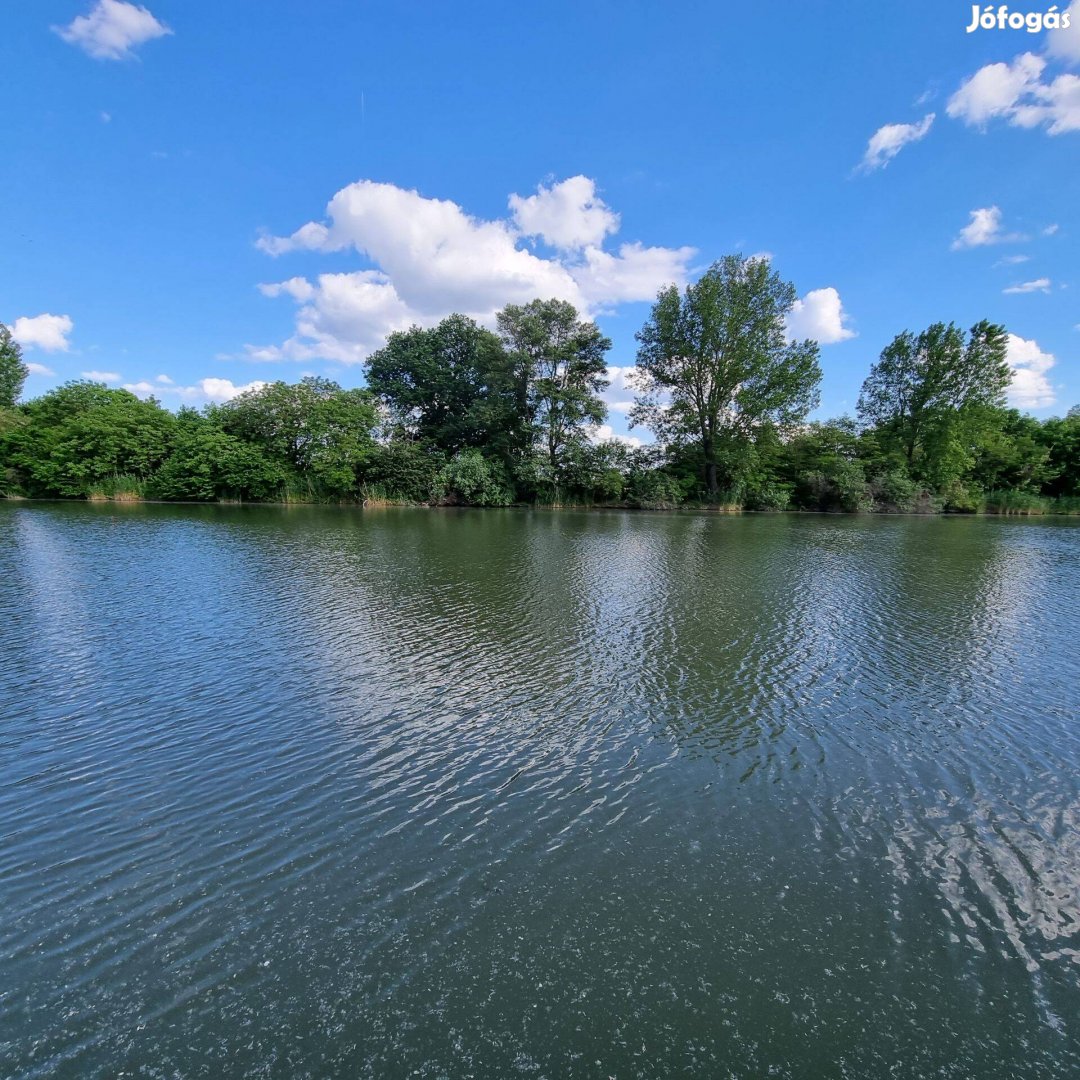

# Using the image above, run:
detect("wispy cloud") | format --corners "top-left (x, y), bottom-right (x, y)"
top-left (859, 113), bottom-right (935, 171)
top-left (1002, 277), bottom-right (1052, 294)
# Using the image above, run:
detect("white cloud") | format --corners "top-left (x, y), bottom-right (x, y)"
top-left (589, 424), bottom-right (643, 449)
top-left (950, 206), bottom-right (1025, 250)
top-left (785, 287), bottom-right (856, 344)
top-left (1043, 223), bottom-right (1060, 235)
top-left (251, 177), bottom-right (695, 364)
top-left (25, 362), bottom-right (55, 376)
top-left (947, 50), bottom-right (1080, 135)
top-left (600, 365), bottom-right (641, 417)
top-left (948, 53), bottom-right (1046, 125)
top-left (54, 1), bottom-right (171, 61)
top-left (1006, 333), bottom-right (1057, 408)
top-left (995, 253), bottom-right (1031, 265)
top-left (196, 378), bottom-right (268, 402)
top-left (123, 377), bottom-right (267, 403)
top-left (860, 113), bottom-right (935, 171)
top-left (120, 381), bottom-right (157, 395)
top-left (572, 242), bottom-right (697, 309)
top-left (1045, 2), bottom-right (1080, 65)
top-left (82, 370), bottom-right (121, 382)
top-left (509, 175), bottom-right (619, 251)
top-left (11, 313), bottom-right (74, 352)
top-left (258, 277), bottom-right (316, 302)
top-left (1003, 277), bottom-right (1052, 294)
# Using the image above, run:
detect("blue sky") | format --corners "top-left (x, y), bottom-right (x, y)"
top-left (3, 0), bottom-right (1078, 441)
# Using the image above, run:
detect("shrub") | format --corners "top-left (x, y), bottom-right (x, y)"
top-left (361, 442), bottom-right (445, 503)
top-left (439, 449), bottom-right (515, 506)
top-left (627, 470), bottom-right (684, 510)
top-left (871, 468), bottom-right (917, 512)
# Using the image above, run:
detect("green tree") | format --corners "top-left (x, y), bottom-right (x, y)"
top-left (632, 256), bottom-right (822, 497)
top-left (8, 381), bottom-right (175, 497)
top-left (151, 409), bottom-right (286, 501)
top-left (1039, 406), bottom-right (1080, 498)
top-left (497, 299), bottom-right (611, 493)
top-left (216, 377), bottom-right (377, 497)
top-left (856, 320), bottom-right (1010, 487)
top-left (366, 315), bottom-right (525, 458)
top-left (439, 448), bottom-right (515, 506)
top-left (0, 325), bottom-right (29, 409)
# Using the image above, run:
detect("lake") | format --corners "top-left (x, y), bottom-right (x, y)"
top-left (2, 503), bottom-right (1079, 1078)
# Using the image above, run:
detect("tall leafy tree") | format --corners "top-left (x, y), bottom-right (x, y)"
top-left (365, 315), bottom-right (524, 457)
top-left (0, 324), bottom-right (29, 409)
top-left (8, 381), bottom-right (176, 496)
top-left (496, 298), bottom-right (610, 490)
top-left (632, 255), bottom-right (821, 496)
top-left (856, 320), bottom-right (1010, 484)
top-left (216, 377), bottom-right (377, 497)
top-left (1039, 406), bottom-right (1080, 497)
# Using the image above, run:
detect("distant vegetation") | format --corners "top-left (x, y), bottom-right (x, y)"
top-left (2, 259), bottom-right (1078, 514)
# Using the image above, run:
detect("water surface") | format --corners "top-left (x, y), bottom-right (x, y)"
top-left (2, 504), bottom-right (1079, 1077)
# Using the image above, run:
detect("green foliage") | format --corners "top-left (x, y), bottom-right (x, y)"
top-left (870, 468), bottom-right (918, 512)
top-left (982, 490), bottom-right (1050, 515)
top-left (857, 321), bottom-right (1010, 485)
top-left (633, 255), bottom-right (822, 496)
top-left (1039, 407), bottom-right (1080, 497)
top-left (361, 441), bottom-right (446, 503)
top-left (439, 450), bottom-right (514, 506)
top-left (86, 474), bottom-right (148, 501)
top-left (9, 382), bottom-right (175, 497)
top-left (216, 377), bottom-right (377, 498)
top-left (626, 469), bottom-right (684, 510)
top-left (3, 292), bottom-right (1077, 518)
top-left (151, 412), bottom-right (286, 501)
top-left (0, 326), bottom-right (29, 409)
top-left (497, 299), bottom-right (611, 492)
top-left (743, 480), bottom-right (791, 511)
top-left (558, 441), bottom-right (632, 504)
top-left (366, 315), bottom-right (525, 458)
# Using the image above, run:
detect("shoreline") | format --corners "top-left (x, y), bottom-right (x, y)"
top-left (4, 495), bottom-right (1077, 518)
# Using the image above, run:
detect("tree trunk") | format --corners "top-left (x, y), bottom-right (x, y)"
top-left (703, 439), bottom-right (719, 497)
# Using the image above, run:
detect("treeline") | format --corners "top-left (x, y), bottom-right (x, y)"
top-left (1, 257), bottom-right (1078, 513)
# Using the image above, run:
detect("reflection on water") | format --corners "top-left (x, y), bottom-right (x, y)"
top-left (1, 504), bottom-right (1079, 1077)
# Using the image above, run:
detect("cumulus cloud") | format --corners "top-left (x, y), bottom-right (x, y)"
top-left (951, 206), bottom-right (1024, 250)
top-left (53, 0), bottom-right (171, 61)
top-left (860, 113), bottom-right (935, 171)
top-left (509, 176), bottom-right (619, 250)
top-left (123, 377), bottom-right (267, 403)
top-left (251, 177), bottom-right (695, 364)
top-left (600, 365), bottom-right (641, 417)
top-left (82, 370), bottom-right (121, 382)
top-left (1045, 2), bottom-right (1080, 65)
top-left (785, 287), bottom-right (856, 344)
top-left (258, 277), bottom-right (316, 302)
top-left (11, 313), bottom-right (74, 352)
top-left (25, 362), bottom-right (55, 376)
top-left (1006, 333), bottom-right (1057, 407)
top-left (1003, 277), bottom-right (1052, 294)
top-left (589, 423), bottom-right (643, 449)
top-left (948, 50), bottom-right (1080, 135)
